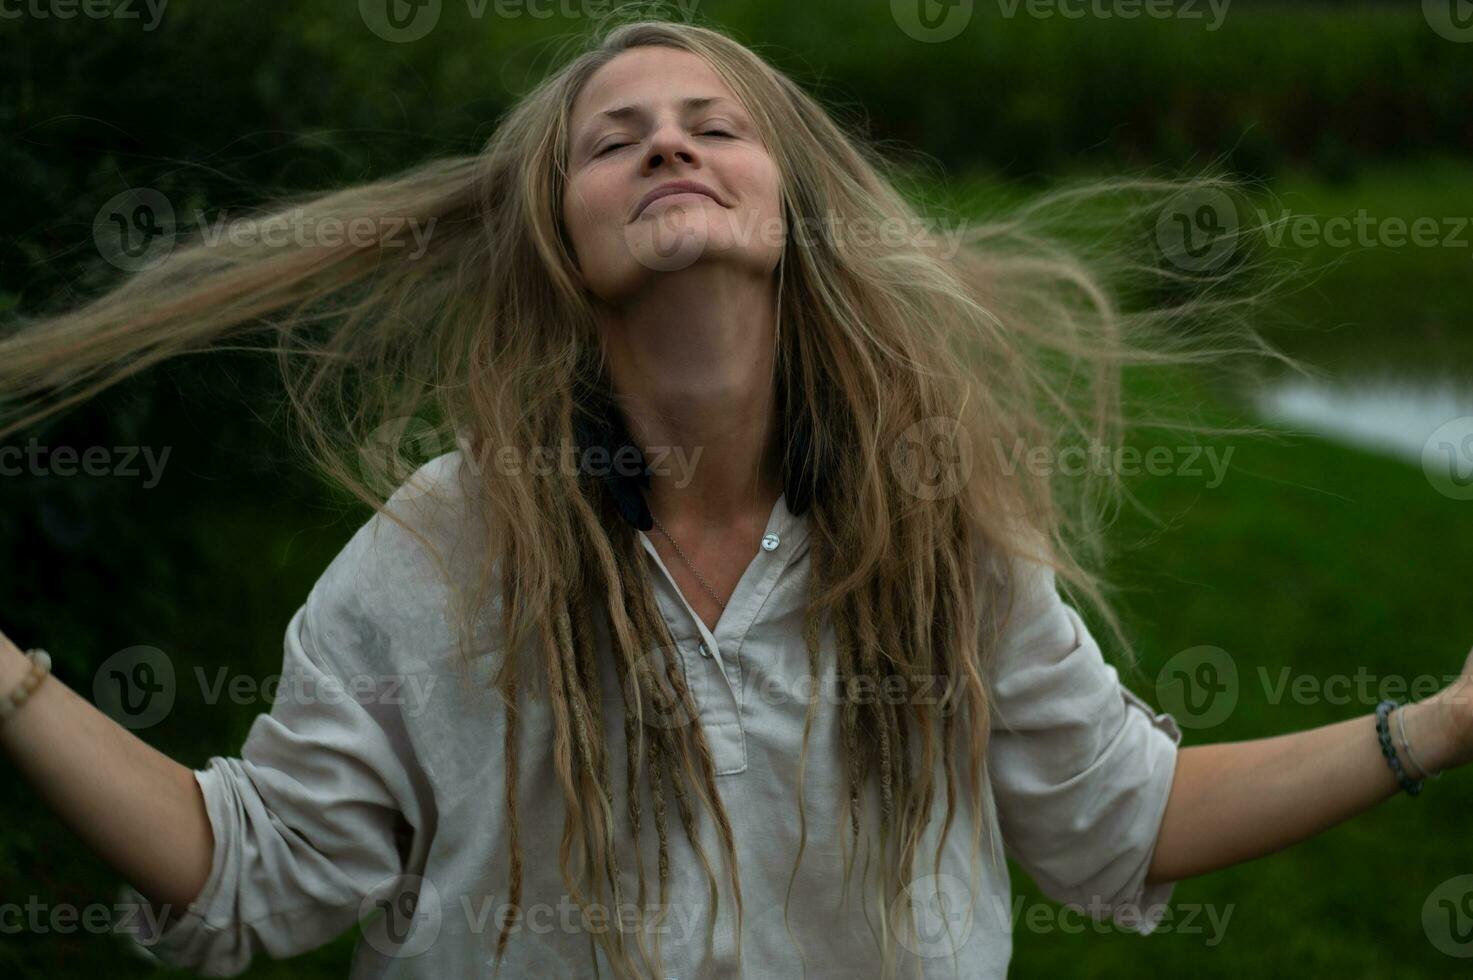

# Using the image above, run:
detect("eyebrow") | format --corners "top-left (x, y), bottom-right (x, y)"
top-left (575, 96), bottom-right (744, 153)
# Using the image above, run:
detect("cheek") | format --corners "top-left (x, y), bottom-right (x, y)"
top-left (562, 182), bottom-right (609, 263)
top-left (561, 179), bottom-right (635, 292)
top-left (742, 163), bottom-right (785, 239)
top-left (739, 159), bottom-right (784, 219)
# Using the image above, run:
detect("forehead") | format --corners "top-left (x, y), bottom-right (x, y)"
top-left (570, 47), bottom-right (742, 127)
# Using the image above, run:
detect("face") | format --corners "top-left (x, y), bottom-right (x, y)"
top-left (561, 46), bottom-right (785, 304)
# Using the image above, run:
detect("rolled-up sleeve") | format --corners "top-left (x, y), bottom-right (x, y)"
top-left (986, 558), bottom-right (1182, 936)
top-left (115, 559), bottom-right (431, 976)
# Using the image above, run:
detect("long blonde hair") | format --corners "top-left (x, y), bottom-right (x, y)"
top-left (0, 10), bottom-right (1299, 979)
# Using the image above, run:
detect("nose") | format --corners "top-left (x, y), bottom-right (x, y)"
top-left (640, 119), bottom-right (700, 174)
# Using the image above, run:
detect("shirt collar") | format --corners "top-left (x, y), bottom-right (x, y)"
top-left (572, 385), bottom-right (816, 532)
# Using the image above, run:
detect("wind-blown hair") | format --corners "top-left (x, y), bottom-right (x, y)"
top-left (0, 11), bottom-right (1298, 979)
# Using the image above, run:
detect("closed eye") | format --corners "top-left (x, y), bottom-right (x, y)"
top-left (595, 130), bottom-right (736, 157)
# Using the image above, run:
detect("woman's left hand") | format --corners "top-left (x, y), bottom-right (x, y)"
top-left (1406, 644), bottom-right (1473, 777)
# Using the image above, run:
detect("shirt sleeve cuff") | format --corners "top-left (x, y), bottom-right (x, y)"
top-left (1101, 683), bottom-right (1183, 936)
top-left (115, 762), bottom-right (233, 970)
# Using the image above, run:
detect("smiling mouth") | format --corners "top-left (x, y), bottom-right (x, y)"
top-left (637, 191), bottom-right (718, 218)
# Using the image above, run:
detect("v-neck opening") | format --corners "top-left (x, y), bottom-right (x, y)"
top-left (636, 491), bottom-right (795, 648)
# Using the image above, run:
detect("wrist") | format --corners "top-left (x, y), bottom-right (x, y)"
top-left (1402, 695), bottom-right (1468, 777)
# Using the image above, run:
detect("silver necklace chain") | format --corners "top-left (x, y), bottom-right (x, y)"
top-left (651, 516), bottom-right (728, 611)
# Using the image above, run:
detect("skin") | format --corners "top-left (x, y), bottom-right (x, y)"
top-left (562, 46), bottom-right (789, 632)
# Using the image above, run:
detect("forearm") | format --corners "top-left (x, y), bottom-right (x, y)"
top-left (1144, 711), bottom-right (1402, 883)
top-left (1145, 694), bottom-right (1464, 885)
top-left (0, 641), bottom-right (214, 913)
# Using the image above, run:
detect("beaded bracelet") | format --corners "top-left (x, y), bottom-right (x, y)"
top-left (0, 649), bottom-right (53, 724)
top-left (1375, 699), bottom-right (1424, 797)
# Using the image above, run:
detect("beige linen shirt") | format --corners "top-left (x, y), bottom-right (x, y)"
top-left (119, 449), bottom-right (1182, 978)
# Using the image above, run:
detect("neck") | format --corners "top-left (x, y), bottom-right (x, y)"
top-left (596, 266), bottom-right (784, 532)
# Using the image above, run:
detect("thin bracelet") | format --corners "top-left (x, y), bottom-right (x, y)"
top-left (1397, 699), bottom-right (1443, 781)
top-left (0, 649), bottom-right (53, 724)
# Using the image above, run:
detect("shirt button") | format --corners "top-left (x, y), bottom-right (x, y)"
top-left (761, 532), bottom-right (780, 552)
top-left (699, 642), bottom-right (713, 658)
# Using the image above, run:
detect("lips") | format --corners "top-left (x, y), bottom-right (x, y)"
top-left (632, 180), bottom-right (724, 220)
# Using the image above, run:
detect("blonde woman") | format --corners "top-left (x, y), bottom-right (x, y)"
top-left (2, 15), bottom-right (1471, 980)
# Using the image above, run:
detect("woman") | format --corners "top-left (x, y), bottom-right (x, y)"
top-left (2, 15), bottom-right (1470, 980)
